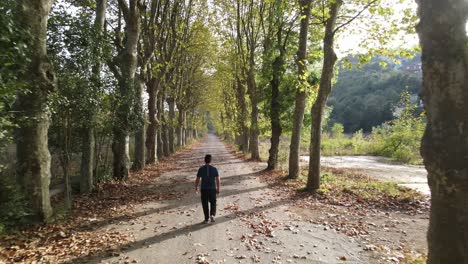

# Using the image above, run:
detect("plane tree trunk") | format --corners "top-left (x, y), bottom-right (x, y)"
top-left (288, 0), bottom-right (313, 179)
top-left (416, 0), bottom-right (468, 263)
top-left (14, 0), bottom-right (56, 222)
top-left (307, 0), bottom-right (341, 190)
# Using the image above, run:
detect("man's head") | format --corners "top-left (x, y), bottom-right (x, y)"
top-left (204, 154), bottom-right (212, 164)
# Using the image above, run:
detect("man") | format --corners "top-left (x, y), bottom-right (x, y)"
top-left (195, 154), bottom-right (220, 224)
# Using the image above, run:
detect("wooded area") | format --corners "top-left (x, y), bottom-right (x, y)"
top-left (0, 0), bottom-right (467, 263)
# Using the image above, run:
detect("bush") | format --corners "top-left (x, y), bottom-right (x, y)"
top-left (370, 91), bottom-right (425, 164)
top-left (0, 175), bottom-right (31, 233)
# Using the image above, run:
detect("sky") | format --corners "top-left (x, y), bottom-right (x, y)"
top-left (335, 0), bottom-right (420, 57)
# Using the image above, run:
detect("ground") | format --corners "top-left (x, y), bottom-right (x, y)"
top-left (300, 156), bottom-right (428, 195)
top-left (0, 135), bottom-right (429, 264)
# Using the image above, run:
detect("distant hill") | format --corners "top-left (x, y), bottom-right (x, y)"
top-left (328, 53), bottom-right (422, 133)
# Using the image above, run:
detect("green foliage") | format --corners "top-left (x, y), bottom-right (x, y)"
top-left (328, 54), bottom-right (422, 133)
top-left (0, 176), bottom-right (30, 233)
top-left (321, 90), bottom-right (425, 164)
top-left (370, 90), bottom-right (425, 164)
top-left (0, 0), bottom-right (28, 151)
top-left (321, 125), bottom-right (373, 156)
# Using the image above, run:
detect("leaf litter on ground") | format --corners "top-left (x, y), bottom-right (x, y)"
top-left (0, 144), bottom-right (200, 263)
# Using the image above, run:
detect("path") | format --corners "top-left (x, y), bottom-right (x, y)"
top-left (300, 155), bottom-right (429, 195)
top-left (80, 135), bottom-right (372, 264)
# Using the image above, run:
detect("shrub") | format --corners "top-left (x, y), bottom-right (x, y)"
top-left (0, 175), bottom-right (31, 233)
top-left (370, 91), bottom-right (424, 164)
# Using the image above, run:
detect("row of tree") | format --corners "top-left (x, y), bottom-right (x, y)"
top-left (2, 0), bottom-right (214, 222)
top-left (211, 1), bottom-right (468, 261)
top-left (210, 0), bottom-right (412, 188)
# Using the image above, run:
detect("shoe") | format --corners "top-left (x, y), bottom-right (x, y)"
top-left (203, 220), bottom-right (209, 224)
top-left (210, 216), bottom-right (215, 223)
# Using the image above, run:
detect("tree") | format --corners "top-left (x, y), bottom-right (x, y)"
top-left (416, 0), bottom-right (468, 262)
top-left (307, 0), bottom-right (393, 190)
top-left (264, 0), bottom-right (296, 170)
top-left (307, 0), bottom-right (342, 190)
top-left (288, 0), bottom-right (313, 179)
top-left (80, 0), bottom-right (107, 193)
top-left (108, 0), bottom-right (143, 180)
top-left (14, 0), bottom-right (56, 221)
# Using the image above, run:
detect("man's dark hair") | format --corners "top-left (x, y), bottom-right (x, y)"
top-left (204, 154), bottom-right (212, 164)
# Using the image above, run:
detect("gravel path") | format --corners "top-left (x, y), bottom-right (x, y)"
top-left (82, 135), bottom-right (372, 264)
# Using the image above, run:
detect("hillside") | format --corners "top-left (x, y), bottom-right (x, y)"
top-left (328, 54), bottom-right (422, 133)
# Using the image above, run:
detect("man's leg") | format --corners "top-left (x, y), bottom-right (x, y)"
top-left (201, 191), bottom-right (209, 221)
top-left (209, 190), bottom-right (216, 217)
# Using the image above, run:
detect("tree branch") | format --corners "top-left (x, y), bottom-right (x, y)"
top-left (118, 0), bottom-right (130, 23)
top-left (333, 0), bottom-right (378, 34)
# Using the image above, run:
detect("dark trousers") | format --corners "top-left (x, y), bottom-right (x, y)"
top-left (201, 190), bottom-right (217, 220)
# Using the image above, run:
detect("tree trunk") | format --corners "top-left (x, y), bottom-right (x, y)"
top-left (307, 0), bottom-right (341, 191)
top-left (267, 54), bottom-right (284, 170)
top-left (161, 97), bottom-right (170, 156)
top-left (167, 97), bottom-right (176, 153)
top-left (156, 92), bottom-right (164, 159)
top-left (182, 111), bottom-right (187, 145)
top-left (132, 74), bottom-right (145, 171)
top-left (416, 1), bottom-right (468, 263)
top-left (146, 78), bottom-right (159, 164)
top-left (80, 126), bottom-right (94, 192)
top-left (112, 129), bottom-right (130, 180)
top-left (235, 77), bottom-right (249, 153)
top-left (14, 0), bottom-right (55, 222)
top-left (80, 0), bottom-right (106, 193)
top-left (177, 105), bottom-right (184, 147)
top-left (288, 0), bottom-right (313, 179)
top-left (112, 0), bottom-right (141, 179)
top-left (247, 68), bottom-right (260, 160)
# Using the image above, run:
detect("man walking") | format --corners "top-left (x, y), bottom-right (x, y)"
top-left (195, 154), bottom-right (220, 224)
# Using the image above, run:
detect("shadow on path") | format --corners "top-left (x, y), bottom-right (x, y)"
top-left (68, 198), bottom-right (290, 264)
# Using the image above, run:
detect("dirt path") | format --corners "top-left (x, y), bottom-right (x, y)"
top-left (77, 135), bottom-right (373, 264)
top-left (301, 155), bottom-right (429, 195)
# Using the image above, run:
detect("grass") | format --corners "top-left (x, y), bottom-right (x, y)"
top-left (316, 167), bottom-right (424, 205)
top-left (259, 166), bottom-right (428, 211)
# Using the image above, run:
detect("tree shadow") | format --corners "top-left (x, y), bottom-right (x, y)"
top-left (76, 172), bottom-right (265, 233)
top-left (67, 198), bottom-right (290, 264)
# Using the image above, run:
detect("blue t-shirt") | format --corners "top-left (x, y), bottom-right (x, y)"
top-left (197, 165), bottom-right (219, 190)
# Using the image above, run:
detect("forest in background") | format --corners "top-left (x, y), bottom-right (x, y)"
top-left (328, 53), bottom-right (422, 133)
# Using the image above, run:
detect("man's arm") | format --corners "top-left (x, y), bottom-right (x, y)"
top-left (216, 176), bottom-right (220, 194)
top-left (195, 176), bottom-right (200, 192)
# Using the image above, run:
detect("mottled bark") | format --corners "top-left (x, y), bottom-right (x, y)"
top-left (161, 97), bottom-right (170, 156)
top-left (112, 130), bottom-right (130, 180)
top-left (307, 0), bottom-right (341, 191)
top-left (247, 68), bottom-right (260, 160)
top-left (156, 92), bottom-right (164, 159)
top-left (112, 0), bottom-right (141, 180)
top-left (416, 0), bottom-right (468, 263)
top-left (80, 0), bottom-right (106, 193)
top-left (14, 0), bottom-right (55, 222)
top-left (167, 97), bottom-right (176, 153)
top-left (235, 77), bottom-right (249, 153)
top-left (132, 74), bottom-right (145, 171)
top-left (288, 0), bottom-right (313, 179)
top-left (80, 125), bottom-right (94, 192)
top-left (177, 105), bottom-right (184, 147)
top-left (146, 78), bottom-right (159, 164)
top-left (267, 54), bottom-right (284, 170)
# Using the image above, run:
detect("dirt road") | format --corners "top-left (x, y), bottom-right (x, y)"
top-left (79, 135), bottom-right (372, 264)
